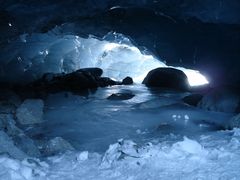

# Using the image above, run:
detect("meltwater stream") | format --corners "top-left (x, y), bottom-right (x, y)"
top-left (8, 84), bottom-right (239, 180)
top-left (25, 84), bottom-right (233, 153)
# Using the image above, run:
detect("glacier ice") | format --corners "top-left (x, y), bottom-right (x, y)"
top-left (0, 32), bottom-right (208, 86)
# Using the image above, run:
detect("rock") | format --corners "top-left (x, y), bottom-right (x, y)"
top-left (0, 114), bottom-right (22, 136)
top-left (142, 67), bottom-right (190, 91)
top-left (51, 70), bottom-right (97, 91)
top-left (98, 77), bottom-right (118, 87)
top-left (122, 77), bottom-right (133, 85)
top-left (198, 88), bottom-right (240, 113)
top-left (226, 114), bottom-right (240, 129)
top-left (43, 137), bottom-right (75, 156)
top-left (0, 131), bottom-right (27, 160)
top-left (16, 99), bottom-right (44, 125)
top-left (182, 94), bottom-right (203, 106)
top-left (27, 68), bottom-right (117, 96)
top-left (0, 90), bottom-right (21, 107)
top-left (41, 72), bottom-right (59, 82)
top-left (107, 93), bottom-right (135, 100)
top-left (0, 101), bottom-right (16, 114)
top-left (78, 68), bottom-right (103, 77)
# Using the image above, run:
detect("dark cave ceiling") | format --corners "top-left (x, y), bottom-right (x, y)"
top-left (0, 0), bottom-right (240, 85)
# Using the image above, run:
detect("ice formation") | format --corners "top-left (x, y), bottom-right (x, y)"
top-left (1, 132), bottom-right (240, 180)
top-left (0, 78), bottom-right (238, 180)
top-left (0, 32), bottom-right (208, 86)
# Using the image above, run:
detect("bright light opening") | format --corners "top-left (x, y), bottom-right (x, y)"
top-left (175, 67), bottom-right (209, 86)
top-left (101, 42), bottom-right (209, 87)
top-left (5, 32), bottom-right (209, 86)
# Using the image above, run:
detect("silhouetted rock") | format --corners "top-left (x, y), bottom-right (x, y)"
top-left (142, 68), bottom-right (190, 91)
top-left (183, 94), bottom-right (203, 106)
top-left (79, 68), bottom-right (103, 77)
top-left (198, 87), bottom-right (240, 113)
top-left (0, 90), bottom-right (21, 107)
top-left (98, 77), bottom-right (119, 87)
top-left (107, 93), bottom-right (135, 100)
top-left (227, 113), bottom-right (240, 129)
top-left (0, 114), bottom-right (21, 136)
top-left (27, 68), bottom-right (118, 96)
top-left (0, 101), bottom-right (16, 114)
top-left (122, 77), bottom-right (133, 85)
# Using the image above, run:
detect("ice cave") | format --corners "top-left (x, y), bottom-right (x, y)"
top-left (0, 1), bottom-right (240, 179)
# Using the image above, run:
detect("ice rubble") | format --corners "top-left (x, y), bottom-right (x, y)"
top-left (0, 114), bottom-right (41, 158)
top-left (1, 132), bottom-right (240, 180)
top-left (0, 32), bottom-right (208, 86)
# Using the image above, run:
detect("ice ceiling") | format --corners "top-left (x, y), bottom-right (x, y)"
top-left (0, 31), bottom-right (208, 86)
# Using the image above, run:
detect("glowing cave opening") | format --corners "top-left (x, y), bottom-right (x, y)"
top-left (176, 68), bottom-right (209, 86)
top-left (100, 42), bottom-right (209, 87)
top-left (1, 32), bottom-right (209, 86)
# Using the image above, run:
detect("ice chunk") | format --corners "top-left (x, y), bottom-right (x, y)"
top-left (233, 128), bottom-right (240, 136)
top-left (172, 137), bottom-right (207, 156)
top-left (77, 151), bottom-right (89, 161)
top-left (0, 114), bottom-right (41, 157)
top-left (184, 115), bottom-right (190, 120)
top-left (0, 131), bottom-right (27, 159)
top-left (13, 135), bottom-right (41, 157)
top-left (16, 99), bottom-right (44, 125)
top-left (101, 139), bottom-right (139, 168)
top-left (0, 114), bottom-right (22, 136)
top-left (0, 155), bottom-right (48, 179)
top-left (228, 114), bottom-right (240, 129)
top-left (43, 137), bottom-right (75, 156)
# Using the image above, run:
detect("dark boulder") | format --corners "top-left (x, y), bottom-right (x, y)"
top-left (24, 68), bottom-right (118, 97)
top-left (227, 113), bottom-right (240, 129)
top-left (76, 68), bottom-right (103, 77)
top-left (107, 93), bottom-right (135, 100)
top-left (182, 94), bottom-right (203, 106)
top-left (98, 77), bottom-right (119, 87)
top-left (142, 68), bottom-right (190, 91)
top-left (198, 87), bottom-right (240, 113)
top-left (122, 77), bottom-right (133, 85)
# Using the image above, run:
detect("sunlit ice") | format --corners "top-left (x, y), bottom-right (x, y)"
top-left (102, 42), bottom-right (209, 87)
top-left (1, 32), bottom-right (209, 87)
top-left (176, 67), bottom-right (209, 86)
